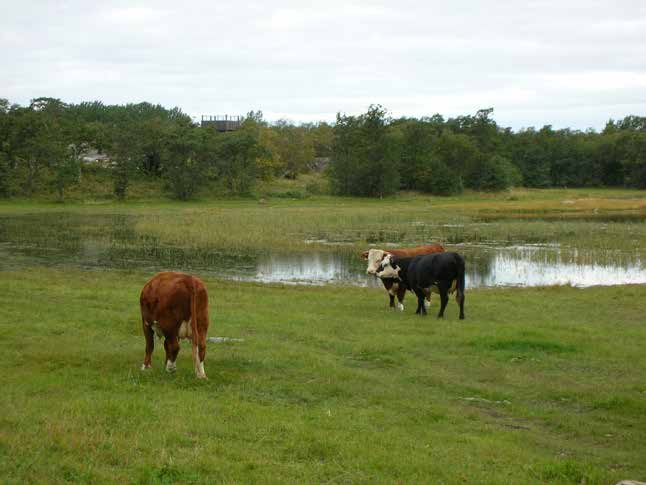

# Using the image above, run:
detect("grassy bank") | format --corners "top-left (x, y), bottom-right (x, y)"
top-left (1, 267), bottom-right (645, 483)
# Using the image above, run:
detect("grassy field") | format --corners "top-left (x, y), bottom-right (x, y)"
top-left (1, 188), bottom-right (645, 483)
top-left (1, 267), bottom-right (645, 484)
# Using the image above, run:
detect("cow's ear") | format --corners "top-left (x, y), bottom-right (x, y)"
top-left (361, 250), bottom-right (369, 260)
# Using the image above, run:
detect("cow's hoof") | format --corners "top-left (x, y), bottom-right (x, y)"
top-left (424, 300), bottom-right (431, 309)
top-left (195, 361), bottom-right (207, 379)
top-left (397, 304), bottom-right (404, 311)
top-left (165, 361), bottom-right (177, 373)
top-left (141, 364), bottom-right (151, 371)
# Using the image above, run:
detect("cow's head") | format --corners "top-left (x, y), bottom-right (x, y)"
top-left (365, 249), bottom-right (387, 275)
top-left (376, 254), bottom-right (401, 280)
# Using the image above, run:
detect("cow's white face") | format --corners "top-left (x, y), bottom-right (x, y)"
top-left (376, 254), bottom-right (401, 280)
top-left (366, 249), bottom-right (387, 274)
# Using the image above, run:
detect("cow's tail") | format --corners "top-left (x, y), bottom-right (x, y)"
top-left (456, 254), bottom-right (466, 303)
top-left (189, 276), bottom-right (201, 375)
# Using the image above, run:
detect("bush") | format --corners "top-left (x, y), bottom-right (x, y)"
top-left (416, 158), bottom-right (463, 195)
top-left (267, 190), bottom-right (308, 199)
top-left (165, 156), bottom-right (204, 200)
top-left (112, 159), bottom-right (134, 200)
top-left (330, 105), bottom-right (400, 197)
top-left (473, 155), bottom-right (519, 191)
top-left (305, 177), bottom-right (329, 195)
top-left (0, 153), bottom-right (10, 197)
top-left (53, 154), bottom-right (81, 201)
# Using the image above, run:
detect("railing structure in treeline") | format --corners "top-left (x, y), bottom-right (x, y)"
top-left (200, 115), bottom-right (242, 132)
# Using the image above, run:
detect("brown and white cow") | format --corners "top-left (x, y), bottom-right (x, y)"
top-left (362, 244), bottom-right (445, 311)
top-left (140, 272), bottom-right (210, 379)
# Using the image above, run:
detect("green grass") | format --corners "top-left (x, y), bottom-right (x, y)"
top-left (1, 267), bottom-right (645, 483)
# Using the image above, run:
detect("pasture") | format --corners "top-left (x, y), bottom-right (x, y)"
top-left (0, 188), bottom-right (645, 483)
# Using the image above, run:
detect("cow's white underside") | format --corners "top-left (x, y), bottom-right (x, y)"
top-left (151, 321), bottom-right (163, 338)
top-left (178, 320), bottom-right (192, 339)
top-left (149, 320), bottom-right (192, 340)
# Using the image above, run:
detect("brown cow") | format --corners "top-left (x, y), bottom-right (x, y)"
top-left (140, 272), bottom-right (210, 379)
top-left (362, 244), bottom-right (445, 311)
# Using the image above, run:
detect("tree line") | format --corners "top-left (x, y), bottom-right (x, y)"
top-left (331, 105), bottom-right (646, 197)
top-left (0, 98), bottom-right (644, 200)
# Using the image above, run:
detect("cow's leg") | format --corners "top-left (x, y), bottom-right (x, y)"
top-left (191, 336), bottom-right (207, 379)
top-left (457, 286), bottom-right (465, 320)
top-left (396, 285), bottom-right (406, 311)
top-left (196, 334), bottom-right (207, 379)
top-left (141, 318), bottom-right (154, 370)
top-left (385, 280), bottom-right (401, 310)
top-left (437, 281), bottom-right (450, 318)
top-left (413, 289), bottom-right (426, 315)
top-left (423, 288), bottom-right (431, 310)
top-left (164, 335), bottom-right (180, 373)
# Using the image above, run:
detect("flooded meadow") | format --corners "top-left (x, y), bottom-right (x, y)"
top-left (1, 211), bottom-right (644, 288)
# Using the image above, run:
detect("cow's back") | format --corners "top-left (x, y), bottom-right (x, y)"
top-left (410, 252), bottom-right (463, 288)
top-left (140, 272), bottom-right (207, 324)
top-left (389, 244), bottom-right (444, 258)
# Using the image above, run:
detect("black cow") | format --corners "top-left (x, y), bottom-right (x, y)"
top-left (376, 252), bottom-right (465, 319)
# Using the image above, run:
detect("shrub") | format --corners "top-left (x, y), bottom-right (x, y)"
top-left (473, 154), bottom-right (520, 191)
top-left (416, 158), bottom-right (463, 196)
top-left (0, 153), bottom-right (10, 197)
top-left (165, 156), bottom-right (204, 200)
top-left (112, 159), bottom-right (134, 200)
top-left (53, 153), bottom-right (81, 201)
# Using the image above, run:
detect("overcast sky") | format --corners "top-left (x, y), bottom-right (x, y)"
top-left (2, 1), bottom-right (645, 130)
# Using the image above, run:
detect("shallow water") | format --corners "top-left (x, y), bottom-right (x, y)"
top-left (1, 213), bottom-right (645, 288)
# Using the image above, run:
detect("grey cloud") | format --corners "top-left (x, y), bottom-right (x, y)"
top-left (1, 0), bottom-right (644, 130)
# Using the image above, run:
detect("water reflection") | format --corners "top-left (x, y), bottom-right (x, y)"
top-left (0, 213), bottom-right (645, 288)
top-left (461, 246), bottom-right (646, 287)
top-left (254, 252), bottom-right (381, 287)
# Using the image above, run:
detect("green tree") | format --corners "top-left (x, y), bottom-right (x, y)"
top-left (330, 105), bottom-right (400, 197)
top-left (473, 154), bottom-right (519, 191)
top-left (432, 129), bottom-right (481, 183)
top-left (212, 118), bottom-right (260, 195)
top-left (54, 147), bottom-right (82, 201)
top-left (416, 157), bottom-right (463, 195)
top-left (511, 128), bottom-right (552, 187)
top-left (0, 152), bottom-right (10, 197)
top-left (112, 158), bottom-right (134, 200)
top-left (9, 107), bottom-right (67, 195)
top-left (622, 132), bottom-right (646, 188)
top-left (307, 121), bottom-right (334, 159)
top-left (163, 126), bottom-right (206, 200)
top-left (397, 119), bottom-right (437, 190)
